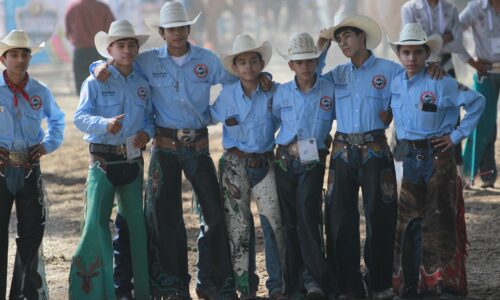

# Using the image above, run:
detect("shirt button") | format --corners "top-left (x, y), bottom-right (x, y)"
top-left (355, 109), bottom-right (359, 112)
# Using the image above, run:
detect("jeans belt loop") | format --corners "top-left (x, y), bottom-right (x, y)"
top-left (416, 154), bottom-right (425, 161)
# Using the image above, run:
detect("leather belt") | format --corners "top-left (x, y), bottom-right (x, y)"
top-left (155, 127), bottom-right (208, 143)
top-left (334, 130), bottom-right (386, 145)
top-left (90, 143), bottom-right (127, 156)
top-left (154, 135), bottom-right (209, 152)
top-left (226, 148), bottom-right (274, 160)
top-left (406, 139), bottom-right (433, 149)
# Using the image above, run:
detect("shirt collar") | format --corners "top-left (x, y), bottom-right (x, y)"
top-left (237, 81), bottom-right (261, 100)
top-left (403, 67), bottom-right (427, 82)
top-left (0, 73), bottom-right (33, 89)
top-left (415, 0), bottom-right (425, 10)
top-left (156, 42), bottom-right (202, 60)
top-left (108, 64), bottom-right (136, 80)
top-left (349, 51), bottom-right (376, 71)
top-left (292, 74), bottom-right (320, 93)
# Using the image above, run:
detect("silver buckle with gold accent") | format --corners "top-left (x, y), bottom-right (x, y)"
top-left (177, 128), bottom-right (197, 143)
top-left (289, 143), bottom-right (299, 157)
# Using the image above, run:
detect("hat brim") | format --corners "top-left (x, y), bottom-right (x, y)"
top-left (389, 34), bottom-right (443, 56)
top-left (145, 12), bottom-right (201, 34)
top-left (276, 43), bottom-right (327, 62)
top-left (0, 41), bottom-right (45, 56)
top-left (320, 15), bottom-right (382, 50)
top-left (220, 41), bottom-right (272, 75)
top-left (94, 31), bottom-right (150, 59)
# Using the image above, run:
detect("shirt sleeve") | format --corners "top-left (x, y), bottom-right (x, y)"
top-left (73, 79), bottom-right (109, 135)
top-left (458, 5), bottom-right (474, 62)
top-left (42, 89), bottom-right (65, 153)
top-left (443, 79), bottom-right (485, 144)
top-left (209, 92), bottom-right (225, 125)
top-left (401, 3), bottom-right (416, 24)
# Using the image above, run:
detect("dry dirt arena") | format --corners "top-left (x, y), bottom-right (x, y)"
top-left (5, 61), bottom-right (500, 299)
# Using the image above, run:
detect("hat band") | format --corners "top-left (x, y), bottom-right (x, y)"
top-left (289, 49), bottom-right (317, 54)
top-left (400, 38), bottom-right (426, 42)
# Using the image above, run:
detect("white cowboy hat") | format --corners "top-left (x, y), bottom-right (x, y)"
top-left (277, 32), bottom-right (323, 61)
top-left (145, 1), bottom-right (201, 32)
top-left (319, 14), bottom-right (382, 50)
top-left (220, 34), bottom-right (272, 75)
top-left (94, 20), bottom-right (150, 59)
top-left (389, 23), bottom-right (442, 55)
top-left (0, 30), bottom-right (45, 56)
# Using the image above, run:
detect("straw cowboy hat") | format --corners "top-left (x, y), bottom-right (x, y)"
top-left (277, 32), bottom-right (324, 61)
top-left (94, 20), bottom-right (150, 59)
top-left (389, 23), bottom-right (443, 55)
top-left (220, 34), bottom-right (272, 75)
top-left (0, 29), bottom-right (45, 56)
top-left (319, 14), bottom-right (382, 50)
top-left (145, 1), bottom-right (201, 32)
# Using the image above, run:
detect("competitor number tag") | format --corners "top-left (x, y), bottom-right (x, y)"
top-left (298, 138), bottom-right (319, 163)
top-left (126, 135), bottom-right (141, 160)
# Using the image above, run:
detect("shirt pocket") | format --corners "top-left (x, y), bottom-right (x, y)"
top-left (415, 110), bottom-right (440, 131)
top-left (96, 97), bottom-right (123, 118)
top-left (0, 105), bottom-right (13, 137)
top-left (23, 110), bottom-right (42, 139)
top-left (150, 74), bottom-right (176, 89)
top-left (280, 105), bottom-right (296, 121)
top-left (334, 84), bottom-right (350, 100)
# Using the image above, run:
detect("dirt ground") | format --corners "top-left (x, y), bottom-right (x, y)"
top-left (5, 61), bottom-right (500, 299)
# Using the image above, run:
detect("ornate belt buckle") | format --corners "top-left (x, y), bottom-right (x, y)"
top-left (10, 151), bottom-right (29, 165)
top-left (289, 143), bottom-right (299, 157)
top-left (177, 128), bottom-right (197, 143)
top-left (347, 133), bottom-right (365, 145)
top-left (116, 144), bottom-right (127, 155)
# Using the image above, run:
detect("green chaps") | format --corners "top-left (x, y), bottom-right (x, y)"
top-left (69, 162), bottom-right (149, 299)
top-left (462, 74), bottom-right (499, 179)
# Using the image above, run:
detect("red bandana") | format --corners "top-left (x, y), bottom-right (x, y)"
top-left (3, 70), bottom-right (29, 108)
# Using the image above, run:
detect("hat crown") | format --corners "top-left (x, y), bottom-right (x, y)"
top-left (231, 34), bottom-right (258, 54)
top-left (108, 20), bottom-right (137, 37)
top-left (1, 30), bottom-right (31, 47)
top-left (399, 23), bottom-right (428, 43)
top-left (288, 32), bottom-right (317, 55)
top-left (160, 1), bottom-right (190, 25)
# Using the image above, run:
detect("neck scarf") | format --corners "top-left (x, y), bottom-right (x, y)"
top-left (3, 70), bottom-right (29, 108)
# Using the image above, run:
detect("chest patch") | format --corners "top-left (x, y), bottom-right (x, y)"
top-left (137, 86), bottom-right (148, 100)
top-left (371, 75), bottom-right (387, 89)
top-left (29, 95), bottom-right (42, 110)
top-left (420, 91), bottom-right (436, 104)
top-left (194, 63), bottom-right (209, 78)
top-left (320, 96), bottom-right (333, 111)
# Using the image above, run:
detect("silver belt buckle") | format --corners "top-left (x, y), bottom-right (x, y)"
top-left (10, 151), bottom-right (29, 165)
top-left (289, 143), bottom-right (299, 157)
top-left (177, 128), bottom-right (197, 143)
top-left (116, 144), bottom-right (127, 155)
top-left (347, 133), bottom-right (365, 145)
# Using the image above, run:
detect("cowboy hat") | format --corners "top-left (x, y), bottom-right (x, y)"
top-left (319, 14), bottom-right (382, 50)
top-left (0, 30), bottom-right (45, 56)
top-left (220, 34), bottom-right (272, 75)
top-left (94, 20), bottom-right (150, 59)
top-left (389, 23), bottom-right (442, 55)
top-left (145, 1), bottom-right (201, 32)
top-left (277, 32), bottom-right (323, 61)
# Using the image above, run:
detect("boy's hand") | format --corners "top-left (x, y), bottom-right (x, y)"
top-left (427, 62), bottom-right (445, 79)
top-left (442, 32), bottom-right (454, 45)
top-left (133, 131), bottom-right (150, 149)
top-left (431, 135), bottom-right (453, 152)
top-left (107, 114), bottom-right (125, 134)
top-left (259, 74), bottom-right (273, 92)
top-left (95, 59), bottom-right (114, 81)
top-left (30, 144), bottom-right (47, 160)
top-left (318, 28), bottom-right (332, 51)
top-left (468, 59), bottom-right (489, 78)
top-left (379, 109), bottom-right (393, 125)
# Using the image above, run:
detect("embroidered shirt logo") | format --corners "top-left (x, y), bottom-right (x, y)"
top-left (194, 64), bottom-right (209, 78)
top-left (29, 95), bottom-right (42, 110)
top-left (420, 91), bottom-right (436, 104)
top-left (320, 96), bottom-right (333, 111)
top-left (137, 86), bottom-right (148, 100)
top-left (372, 75), bottom-right (387, 89)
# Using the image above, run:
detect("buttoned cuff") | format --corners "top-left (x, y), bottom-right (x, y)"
top-left (450, 130), bottom-right (463, 145)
